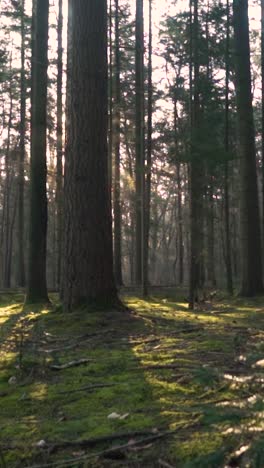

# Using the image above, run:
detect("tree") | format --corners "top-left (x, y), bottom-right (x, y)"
top-left (63, 0), bottom-right (117, 311)
top-left (17, 0), bottom-right (26, 287)
top-left (56, 0), bottom-right (63, 290)
top-left (26, 0), bottom-right (49, 303)
top-left (113, 0), bottom-right (123, 286)
top-left (233, 0), bottom-right (263, 296)
top-left (135, 0), bottom-right (144, 285)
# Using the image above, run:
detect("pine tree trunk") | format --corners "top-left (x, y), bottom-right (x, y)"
top-left (233, 0), bottom-right (263, 296)
top-left (17, 0), bottom-right (26, 288)
top-left (261, 0), bottom-right (264, 253)
top-left (135, 0), bottom-right (144, 285)
top-left (224, 0), bottom-right (233, 295)
top-left (26, 0), bottom-right (49, 304)
top-left (56, 0), bottom-right (63, 291)
top-left (113, 0), bottom-right (123, 286)
top-left (63, 0), bottom-right (117, 311)
top-left (189, 0), bottom-right (203, 308)
top-left (143, 0), bottom-right (152, 296)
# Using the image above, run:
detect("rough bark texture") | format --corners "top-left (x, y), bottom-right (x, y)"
top-left (63, 0), bottom-right (117, 311)
top-left (26, 0), bottom-right (49, 303)
top-left (233, 0), bottom-right (263, 296)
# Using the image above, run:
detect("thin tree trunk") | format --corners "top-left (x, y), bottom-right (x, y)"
top-left (143, 0), bottom-right (152, 296)
top-left (135, 0), bottom-right (144, 286)
top-left (224, 0), bottom-right (233, 295)
top-left (113, 0), bottom-right (123, 286)
top-left (56, 0), bottom-right (63, 290)
top-left (17, 0), bottom-right (26, 287)
top-left (189, 0), bottom-right (203, 308)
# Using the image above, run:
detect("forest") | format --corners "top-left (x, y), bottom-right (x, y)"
top-left (0, 0), bottom-right (264, 466)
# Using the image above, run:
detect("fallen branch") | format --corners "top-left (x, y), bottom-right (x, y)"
top-left (159, 459), bottom-right (176, 468)
top-left (49, 358), bottom-right (92, 370)
top-left (29, 429), bottom-right (178, 467)
top-left (57, 383), bottom-right (118, 394)
top-left (49, 430), bottom-right (164, 452)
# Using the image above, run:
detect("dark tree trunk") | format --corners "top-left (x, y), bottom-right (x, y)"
top-left (108, 0), bottom-right (113, 193)
top-left (17, 0), bottom-right (26, 287)
top-left (224, 0), bottom-right (233, 295)
top-left (113, 0), bottom-right (123, 286)
top-left (63, 0), bottom-right (117, 311)
top-left (233, 0), bottom-right (263, 296)
top-left (261, 0), bottom-right (264, 253)
top-left (143, 0), bottom-right (152, 296)
top-left (135, 0), bottom-right (144, 285)
top-left (56, 0), bottom-right (63, 291)
top-left (26, 0), bottom-right (49, 304)
top-left (189, 0), bottom-right (203, 308)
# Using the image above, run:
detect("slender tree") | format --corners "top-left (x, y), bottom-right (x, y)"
top-left (135, 0), bottom-right (144, 285)
top-left (143, 0), bottom-right (152, 296)
top-left (56, 0), bottom-right (63, 290)
top-left (233, 0), bottom-right (263, 296)
top-left (189, 0), bottom-right (203, 308)
top-left (113, 0), bottom-right (123, 286)
top-left (17, 0), bottom-right (26, 287)
top-left (26, 0), bottom-right (49, 303)
top-left (63, 0), bottom-right (118, 311)
top-left (224, 0), bottom-right (233, 295)
top-left (261, 0), bottom-right (264, 248)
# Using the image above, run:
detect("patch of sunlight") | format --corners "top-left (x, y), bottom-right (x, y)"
top-left (0, 351), bottom-right (17, 363)
top-left (29, 383), bottom-right (48, 401)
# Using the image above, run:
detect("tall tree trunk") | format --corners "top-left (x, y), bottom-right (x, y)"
top-left (233, 0), bottom-right (263, 295)
top-left (26, 0), bottom-right (49, 303)
top-left (189, 0), bottom-right (203, 308)
top-left (261, 0), bottom-right (264, 252)
top-left (108, 0), bottom-right (113, 194)
top-left (17, 0), bottom-right (26, 287)
top-left (135, 0), bottom-right (144, 285)
top-left (113, 0), bottom-right (123, 286)
top-left (143, 0), bottom-right (152, 296)
top-left (224, 0), bottom-right (233, 295)
top-left (56, 0), bottom-right (63, 290)
top-left (63, 0), bottom-right (117, 311)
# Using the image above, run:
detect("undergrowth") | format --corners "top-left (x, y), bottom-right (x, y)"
top-left (0, 288), bottom-right (264, 467)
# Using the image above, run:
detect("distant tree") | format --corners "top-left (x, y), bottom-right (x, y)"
top-left (26, 0), bottom-right (49, 303)
top-left (233, 0), bottom-right (263, 296)
top-left (63, 0), bottom-right (118, 311)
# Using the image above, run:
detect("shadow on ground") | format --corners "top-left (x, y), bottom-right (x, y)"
top-left (0, 289), bottom-right (264, 467)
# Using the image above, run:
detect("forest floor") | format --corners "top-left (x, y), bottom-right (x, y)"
top-left (0, 289), bottom-right (264, 468)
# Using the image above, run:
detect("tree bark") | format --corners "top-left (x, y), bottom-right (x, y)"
top-left (135, 0), bottom-right (144, 285)
top-left (17, 0), bottom-right (26, 288)
top-left (113, 0), bottom-right (123, 286)
top-left (56, 0), bottom-right (63, 291)
top-left (233, 0), bottom-right (263, 295)
top-left (63, 0), bottom-right (117, 311)
top-left (26, 0), bottom-right (49, 303)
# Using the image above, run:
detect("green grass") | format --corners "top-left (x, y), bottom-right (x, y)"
top-left (0, 289), bottom-right (264, 467)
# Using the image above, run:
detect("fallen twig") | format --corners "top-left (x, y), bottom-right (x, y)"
top-left (49, 358), bottom-right (92, 370)
top-left (57, 383), bottom-right (118, 394)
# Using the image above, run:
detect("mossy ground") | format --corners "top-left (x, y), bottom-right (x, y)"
top-left (0, 288), bottom-right (264, 467)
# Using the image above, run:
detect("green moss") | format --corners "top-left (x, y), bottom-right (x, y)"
top-left (0, 291), bottom-right (264, 466)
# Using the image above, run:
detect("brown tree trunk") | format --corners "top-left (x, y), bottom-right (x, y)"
top-left (17, 0), bottom-right (26, 287)
top-left (26, 0), bottom-right (49, 304)
top-left (113, 0), bottom-right (123, 286)
top-left (233, 0), bottom-right (263, 296)
top-left (135, 0), bottom-right (144, 285)
top-left (63, 0), bottom-right (117, 311)
top-left (56, 0), bottom-right (63, 291)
